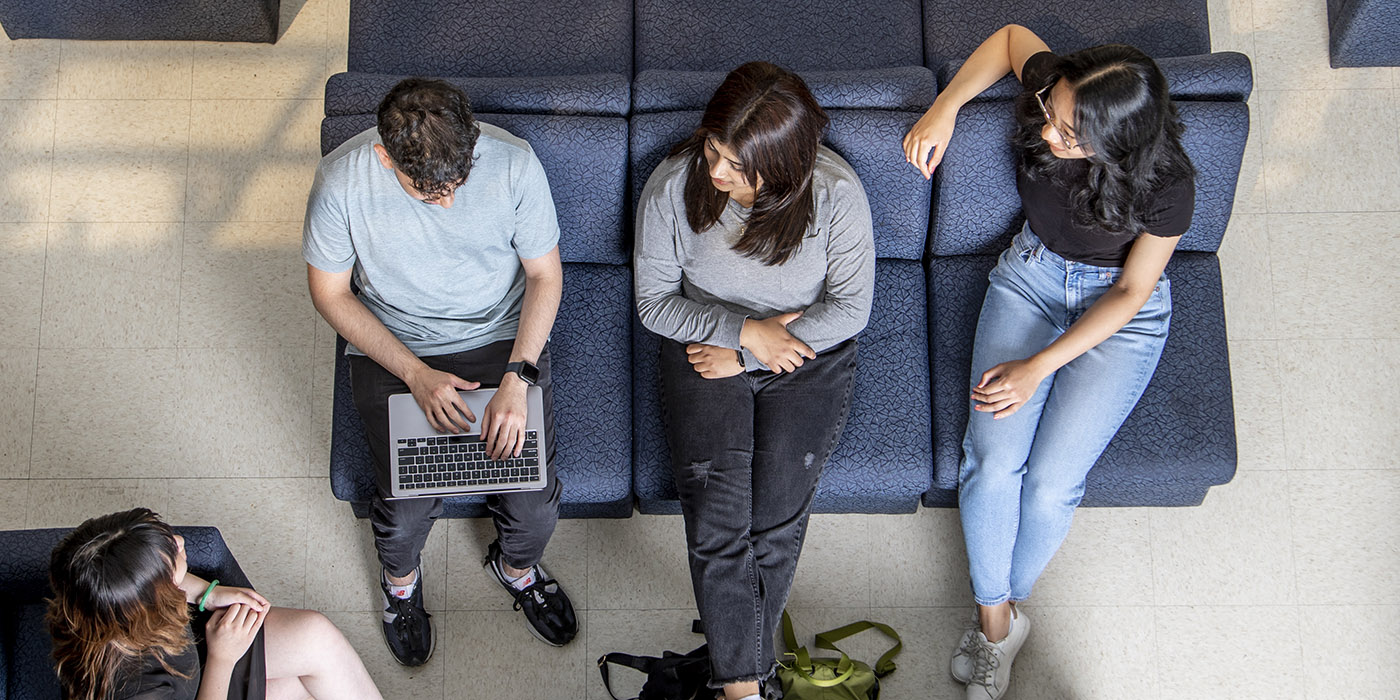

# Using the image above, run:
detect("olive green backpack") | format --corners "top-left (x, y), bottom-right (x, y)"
top-left (776, 611), bottom-right (902, 700)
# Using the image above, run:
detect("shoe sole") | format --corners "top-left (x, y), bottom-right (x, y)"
top-left (482, 556), bottom-right (568, 647)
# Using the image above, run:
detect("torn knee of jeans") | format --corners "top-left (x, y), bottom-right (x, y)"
top-left (685, 459), bottom-right (713, 485)
top-left (803, 452), bottom-right (816, 468)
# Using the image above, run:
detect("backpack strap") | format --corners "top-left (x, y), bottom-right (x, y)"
top-left (597, 652), bottom-right (656, 700)
top-left (780, 610), bottom-right (856, 688)
top-left (813, 621), bottom-right (903, 677)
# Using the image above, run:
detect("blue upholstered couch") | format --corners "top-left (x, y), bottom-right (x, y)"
top-left (323, 0), bottom-right (1249, 517)
top-left (0, 527), bottom-right (251, 700)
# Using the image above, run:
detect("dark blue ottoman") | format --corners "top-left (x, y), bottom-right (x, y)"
top-left (0, 0), bottom-right (279, 42)
top-left (1328, 0), bottom-right (1400, 67)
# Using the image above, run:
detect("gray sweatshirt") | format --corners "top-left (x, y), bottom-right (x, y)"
top-left (634, 148), bottom-right (876, 370)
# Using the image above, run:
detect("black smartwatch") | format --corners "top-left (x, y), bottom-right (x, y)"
top-left (505, 360), bottom-right (540, 386)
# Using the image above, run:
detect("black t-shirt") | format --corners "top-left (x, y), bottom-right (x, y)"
top-left (111, 635), bottom-right (201, 700)
top-left (1015, 51), bottom-right (1194, 267)
top-left (107, 609), bottom-right (267, 700)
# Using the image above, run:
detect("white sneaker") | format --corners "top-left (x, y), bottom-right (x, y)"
top-left (965, 606), bottom-right (1030, 700)
top-left (950, 606), bottom-right (980, 682)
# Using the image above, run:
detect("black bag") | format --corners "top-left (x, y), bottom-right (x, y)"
top-left (597, 643), bottom-right (711, 700)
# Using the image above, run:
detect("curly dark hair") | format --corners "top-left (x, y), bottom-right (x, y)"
top-left (670, 61), bottom-right (829, 266)
top-left (1015, 44), bottom-right (1195, 236)
top-left (376, 77), bottom-right (480, 199)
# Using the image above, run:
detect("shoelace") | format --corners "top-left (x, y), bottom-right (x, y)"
top-left (969, 639), bottom-right (1002, 686)
top-left (389, 595), bottom-right (430, 644)
top-left (957, 628), bottom-right (981, 658)
top-left (510, 575), bottom-right (560, 612)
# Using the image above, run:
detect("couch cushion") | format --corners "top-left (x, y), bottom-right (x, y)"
top-left (329, 264), bottom-right (634, 518)
top-left (629, 110), bottom-right (931, 260)
top-left (635, 0), bottom-right (922, 72)
top-left (633, 259), bottom-right (931, 514)
top-left (925, 251), bottom-right (1235, 507)
top-left (325, 72), bottom-right (630, 118)
top-left (928, 100), bottom-right (1249, 257)
top-left (922, 0), bottom-right (1210, 72)
top-left (632, 67), bottom-right (934, 113)
top-left (6, 604), bottom-right (56, 700)
top-left (348, 0), bottom-right (630, 77)
top-left (321, 112), bottom-right (628, 266)
top-left (936, 51), bottom-right (1254, 101)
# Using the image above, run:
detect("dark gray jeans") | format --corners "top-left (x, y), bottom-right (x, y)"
top-left (350, 340), bottom-right (561, 577)
top-left (660, 337), bottom-right (858, 687)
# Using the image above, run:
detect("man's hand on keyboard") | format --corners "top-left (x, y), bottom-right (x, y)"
top-left (406, 365), bottom-right (481, 434)
top-left (482, 373), bottom-right (529, 460)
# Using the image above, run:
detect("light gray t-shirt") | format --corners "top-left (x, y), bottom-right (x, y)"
top-left (303, 124), bottom-right (559, 356)
top-left (634, 148), bottom-right (875, 370)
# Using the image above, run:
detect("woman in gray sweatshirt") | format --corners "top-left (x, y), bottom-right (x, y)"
top-left (634, 61), bottom-right (875, 700)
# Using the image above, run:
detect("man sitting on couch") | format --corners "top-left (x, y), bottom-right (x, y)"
top-left (303, 77), bottom-right (577, 665)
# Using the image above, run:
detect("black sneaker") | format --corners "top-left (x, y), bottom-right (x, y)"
top-left (482, 541), bottom-right (577, 646)
top-left (380, 568), bottom-right (434, 666)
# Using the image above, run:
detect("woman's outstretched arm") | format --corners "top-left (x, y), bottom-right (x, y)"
top-left (904, 24), bottom-right (1051, 178)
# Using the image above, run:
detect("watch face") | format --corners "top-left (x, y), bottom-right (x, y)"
top-left (517, 361), bottom-right (540, 385)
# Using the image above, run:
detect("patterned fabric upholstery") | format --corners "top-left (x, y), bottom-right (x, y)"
top-left (633, 260), bottom-right (932, 514)
top-left (635, 0), bottom-right (922, 72)
top-left (1328, 0), bottom-right (1400, 67)
top-left (922, 0), bottom-right (1211, 71)
top-left (328, 265), bottom-right (635, 519)
top-left (320, 112), bottom-right (629, 266)
top-left (324, 72), bottom-right (630, 118)
top-left (632, 67), bottom-right (934, 113)
top-left (0, 527), bottom-right (249, 700)
top-left (348, 0), bottom-right (631, 77)
top-left (0, 0), bottom-right (278, 41)
top-left (924, 252), bottom-right (1236, 507)
top-left (937, 51), bottom-right (1254, 100)
top-left (928, 98), bottom-right (1250, 257)
top-left (632, 0), bottom-right (928, 113)
top-left (628, 110), bottom-right (932, 260)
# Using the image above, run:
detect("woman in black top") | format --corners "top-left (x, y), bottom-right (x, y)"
top-left (904, 25), bottom-right (1193, 700)
top-left (47, 508), bottom-right (383, 700)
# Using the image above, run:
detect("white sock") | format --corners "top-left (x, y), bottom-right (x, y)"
top-left (383, 569), bottom-right (418, 600)
top-left (502, 564), bottom-right (537, 591)
top-left (737, 694), bottom-right (761, 700)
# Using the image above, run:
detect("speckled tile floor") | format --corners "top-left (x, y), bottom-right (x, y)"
top-left (1, 0), bottom-right (1396, 697)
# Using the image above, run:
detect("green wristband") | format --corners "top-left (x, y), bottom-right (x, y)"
top-left (198, 579), bottom-right (220, 612)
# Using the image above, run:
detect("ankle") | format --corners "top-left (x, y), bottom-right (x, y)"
top-left (385, 568), bottom-right (418, 587)
top-left (978, 602), bottom-right (1012, 643)
top-left (724, 682), bottom-right (761, 700)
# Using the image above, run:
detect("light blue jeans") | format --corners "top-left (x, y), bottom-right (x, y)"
top-left (959, 225), bottom-right (1171, 606)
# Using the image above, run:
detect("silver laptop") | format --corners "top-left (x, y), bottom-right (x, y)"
top-left (387, 387), bottom-right (548, 499)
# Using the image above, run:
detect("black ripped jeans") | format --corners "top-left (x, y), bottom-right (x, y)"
top-left (659, 337), bottom-right (858, 687)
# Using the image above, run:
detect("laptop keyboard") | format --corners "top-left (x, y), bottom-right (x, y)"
top-left (394, 431), bottom-right (541, 492)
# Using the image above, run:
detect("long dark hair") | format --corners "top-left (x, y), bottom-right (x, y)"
top-left (670, 61), bottom-right (829, 266)
top-left (47, 509), bottom-right (193, 700)
top-left (377, 77), bottom-right (481, 199)
top-left (1015, 44), bottom-right (1194, 235)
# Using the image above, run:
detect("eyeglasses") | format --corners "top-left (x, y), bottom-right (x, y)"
top-left (1035, 84), bottom-right (1082, 151)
